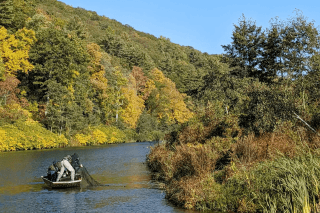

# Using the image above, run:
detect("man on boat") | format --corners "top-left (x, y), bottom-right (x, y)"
top-left (56, 155), bottom-right (75, 182)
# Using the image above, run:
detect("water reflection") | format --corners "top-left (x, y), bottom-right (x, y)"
top-left (0, 142), bottom-right (196, 212)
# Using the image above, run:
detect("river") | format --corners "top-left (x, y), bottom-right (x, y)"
top-left (0, 141), bottom-right (196, 213)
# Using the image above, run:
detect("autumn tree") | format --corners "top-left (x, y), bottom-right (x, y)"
top-left (147, 68), bottom-right (193, 124)
top-left (0, 26), bottom-right (35, 77)
top-left (0, 75), bottom-right (20, 105)
top-left (121, 74), bottom-right (145, 128)
top-left (0, 26), bottom-right (35, 107)
top-left (131, 66), bottom-right (156, 100)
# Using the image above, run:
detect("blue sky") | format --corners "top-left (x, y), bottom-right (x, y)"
top-left (60, 0), bottom-right (320, 55)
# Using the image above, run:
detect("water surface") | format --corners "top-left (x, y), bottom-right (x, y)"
top-left (0, 142), bottom-right (195, 212)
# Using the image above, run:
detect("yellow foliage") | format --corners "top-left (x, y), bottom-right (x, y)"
top-left (0, 105), bottom-right (68, 152)
top-left (87, 43), bottom-right (109, 103)
top-left (75, 134), bottom-right (91, 145)
top-left (92, 129), bottom-right (107, 144)
top-left (150, 68), bottom-right (193, 123)
top-left (186, 143), bottom-right (203, 148)
top-left (0, 27), bottom-right (36, 76)
top-left (25, 117), bottom-right (38, 126)
top-left (0, 124), bottom-right (68, 152)
top-left (0, 129), bottom-right (6, 151)
top-left (143, 79), bottom-right (156, 99)
top-left (151, 68), bottom-right (166, 83)
top-left (67, 84), bottom-right (75, 94)
top-left (74, 126), bottom-right (126, 146)
top-left (72, 70), bottom-right (80, 78)
top-left (122, 86), bottom-right (145, 128)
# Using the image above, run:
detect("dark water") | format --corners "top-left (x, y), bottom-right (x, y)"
top-left (0, 142), bottom-right (196, 213)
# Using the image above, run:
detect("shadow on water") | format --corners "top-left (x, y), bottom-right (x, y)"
top-left (0, 142), bottom-right (196, 212)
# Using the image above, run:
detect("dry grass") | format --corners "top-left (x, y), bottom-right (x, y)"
top-left (148, 122), bottom-right (320, 211)
top-left (148, 143), bottom-right (217, 182)
top-left (233, 132), bottom-right (297, 164)
top-left (147, 143), bottom-right (218, 209)
top-left (233, 123), bottom-right (320, 166)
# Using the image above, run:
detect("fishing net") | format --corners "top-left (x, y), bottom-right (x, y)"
top-left (77, 166), bottom-right (102, 187)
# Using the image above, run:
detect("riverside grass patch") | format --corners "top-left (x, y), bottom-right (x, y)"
top-left (148, 139), bottom-right (320, 212)
top-left (221, 152), bottom-right (320, 213)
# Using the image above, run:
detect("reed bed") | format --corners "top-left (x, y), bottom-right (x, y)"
top-left (148, 124), bottom-right (320, 212)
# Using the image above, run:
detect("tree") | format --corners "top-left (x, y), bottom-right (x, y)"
top-left (222, 15), bottom-right (265, 79)
top-left (23, 26), bottom-right (89, 101)
top-left (279, 11), bottom-right (319, 79)
top-left (99, 27), bottom-right (155, 70)
top-left (198, 55), bottom-right (250, 114)
top-left (0, 75), bottom-right (20, 105)
top-left (121, 74), bottom-right (145, 128)
top-left (130, 66), bottom-right (156, 100)
top-left (0, 26), bottom-right (36, 77)
top-left (146, 68), bottom-right (193, 124)
top-left (0, 0), bottom-right (14, 28)
top-left (260, 20), bottom-right (284, 81)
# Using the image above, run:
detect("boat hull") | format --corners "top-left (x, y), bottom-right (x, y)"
top-left (42, 176), bottom-right (81, 188)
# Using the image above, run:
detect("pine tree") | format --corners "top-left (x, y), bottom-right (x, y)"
top-left (222, 15), bottom-right (265, 79)
top-left (0, 0), bottom-right (13, 28)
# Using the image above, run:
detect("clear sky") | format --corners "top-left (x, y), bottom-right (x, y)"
top-left (59, 0), bottom-right (320, 55)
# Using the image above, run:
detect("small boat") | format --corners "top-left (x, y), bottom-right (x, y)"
top-left (41, 175), bottom-right (82, 188)
top-left (42, 153), bottom-right (83, 188)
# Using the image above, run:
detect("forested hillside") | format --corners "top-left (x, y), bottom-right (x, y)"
top-left (0, 0), bottom-right (210, 150)
top-left (0, 1), bottom-right (319, 151)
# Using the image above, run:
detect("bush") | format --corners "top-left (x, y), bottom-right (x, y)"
top-left (73, 125), bottom-right (126, 145)
top-left (0, 120), bottom-right (68, 151)
top-left (147, 143), bottom-right (218, 209)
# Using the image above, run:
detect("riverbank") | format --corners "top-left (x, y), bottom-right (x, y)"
top-left (147, 124), bottom-right (320, 212)
top-left (0, 104), bottom-right (163, 152)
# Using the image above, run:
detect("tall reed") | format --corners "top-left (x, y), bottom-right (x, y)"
top-left (224, 152), bottom-right (320, 212)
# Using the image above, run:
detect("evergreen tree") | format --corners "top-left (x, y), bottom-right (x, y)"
top-left (0, 0), bottom-right (13, 28)
top-left (222, 15), bottom-right (265, 79)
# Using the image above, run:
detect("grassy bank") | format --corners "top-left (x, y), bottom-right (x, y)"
top-left (147, 123), bottom-right (320, 212)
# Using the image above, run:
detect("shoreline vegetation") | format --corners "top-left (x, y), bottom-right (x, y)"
top-left (147, 121), bottom-right (320, 212)
top-left (0, 103), bottom-right (157, 152)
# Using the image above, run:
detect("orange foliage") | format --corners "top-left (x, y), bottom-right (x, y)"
top-left (0, 75), bottom-right (20, 105)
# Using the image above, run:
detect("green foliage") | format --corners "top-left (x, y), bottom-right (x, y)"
top-left (223, 12), bottom-right (320, 83)
top-left (239, 81), bottom-right (296, 134)
top-left (222, 15), bottom-right (265, 79)
top-left (0, 0), bottom-right (14, 29)
top-left (222, 153), bottom-right (320, 212)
